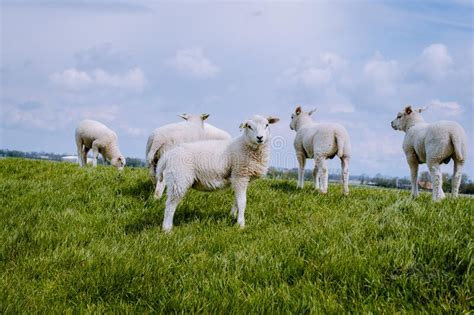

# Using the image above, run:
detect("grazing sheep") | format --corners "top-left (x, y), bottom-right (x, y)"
top-left (290, 106), bottom-right (351, 195)
top-left (155, 115), bottom-right (280, 232)
top-left (75, 119), bottom-right (126, 170)
top-left (145, 114), bottom-right (231, 186)
top-left (391, 105), bottom-right (467, 201)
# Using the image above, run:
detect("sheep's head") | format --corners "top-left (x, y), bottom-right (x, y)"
top-left (289, 106), bottom-right (316, 131)
top-left (112, 156), bottom-right (126, 171)
top-left (240, 115), bottom-right (280, 146)
top-left (391, 105), bottom-right (426, 132)
top-left (178, 113), bottom-right (210, 125)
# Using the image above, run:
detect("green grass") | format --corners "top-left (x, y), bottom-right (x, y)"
top-left (0, 158), bottom-right (472, 313)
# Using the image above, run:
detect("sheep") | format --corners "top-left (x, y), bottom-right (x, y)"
top-left (75, 119), bottom-right (126, 170)
top-left (391, 105), bottom-right (467, 201)
top-left (154, 115), bottom-right (280, 232)
top-left (145, 113), bottom-right (231, 187)
top-left (289, 106), bottom-right (351, 195)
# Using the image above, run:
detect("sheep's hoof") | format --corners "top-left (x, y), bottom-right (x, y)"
top-left (162, 226), bottom-right (173, 233)
top-left (238, 223), bottom-right (245, 229)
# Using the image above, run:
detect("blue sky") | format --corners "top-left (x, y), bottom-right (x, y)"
top-left (1, 0), bottom-right (473, 177)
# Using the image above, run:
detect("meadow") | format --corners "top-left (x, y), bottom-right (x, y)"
top-left (0, 158), bottom-right (472, 313)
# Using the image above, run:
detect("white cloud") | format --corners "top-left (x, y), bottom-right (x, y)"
top-left (363, 51), bottom-right (400, 96)
top-left (119, 125), bottom-right (147, 137)
top-left (2, 101), bottom-right (119, 131)
top-left (328, 103), bottom-right (355, 114)
top-left (413, 43), bottom-right (453, 81)
top-left (170, 48), bottom-right (220, 79)
top-left (277, 53), bottom-right (347, 88)
top-left (428, 99), bottom-right (463, 116)
top-left (320, 52), bottom-right (348, 70)
top-left (324, 89), bottom-right (355, 113)
top-left (50, 68), bottom-right (92, 90)
top-left (300, 67), bottom-right (332, 87)
top-left (49, 67), bottom-right (146, 91)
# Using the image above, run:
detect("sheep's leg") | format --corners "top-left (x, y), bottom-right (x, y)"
top-left (230, 199), bottom-right (237, 218)
top-left (91, 141), bottom-right (100, 168)
top-left (408, 160), bottom-right (419, 198)
top-left (162, 175), bottom-right (191, 232)
top-left (428, 162), bottom-right (444, 201)
top-left (315, 157), bottom-right (328, 194)
top-left (296, 152), bottom-right (306, 189)
top-left (82, 147), bottom-right (90, 166)
top-left (341, 156), bottom-right (350, 195)
top-left (452, 160), bottom-right (463, 197)
top-left (154, 179), bottom-right (165, 200)
top-left (232, 178), bottom-right (249, 228)
top-left (76, 140), bottom-right (84, 167)
top-left (313, 166), bottom-right (320, 190)
top-left (162, 195), bottom-right (182, 232)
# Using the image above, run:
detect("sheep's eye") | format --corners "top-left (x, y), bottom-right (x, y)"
top-left (291, 114), bottom-right (294, 119)
top-left (397, 115), bottom-right (402, 119)
top-left (266, 124), bottom-right (269, 128)
top-left (247, 125), bottom-right (252, 130)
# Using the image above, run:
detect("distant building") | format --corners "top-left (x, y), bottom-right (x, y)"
top-left (61, 156), bottom-right (93, 164)
top-left (62, 156), bottom-right (78, 163)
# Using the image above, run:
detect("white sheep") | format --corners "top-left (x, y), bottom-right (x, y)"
top-left (289, 106), bottom-right (351, 195)
top-left (145, 113), bottom-right (231, 185)
top-left (154, 115), bottom-right (280, 232)
top-left (391, 105), bottom-right (467, 201)
top-left (75, 119), bottom-right (126, 170)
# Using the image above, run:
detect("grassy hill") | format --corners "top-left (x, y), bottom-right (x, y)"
top-left (0, 158), bottom-right (472, 312)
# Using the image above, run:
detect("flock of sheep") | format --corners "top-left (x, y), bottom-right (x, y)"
top-left (75, 105), bottom-right (468, 231)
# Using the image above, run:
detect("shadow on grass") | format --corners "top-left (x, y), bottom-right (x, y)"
top-left (120, 179), bottom-right (155, 198)
top-left (269, 181), bottom-right (301, 193)
top-left (124, 206), bottom-right (231, 234)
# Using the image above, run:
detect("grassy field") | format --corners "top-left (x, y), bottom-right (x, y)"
top-left (0, 158), bottom-right (472, 313)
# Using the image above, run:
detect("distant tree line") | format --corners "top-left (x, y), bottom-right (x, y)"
top-left (0, 149), bottom-right (146, 168)
top-left (0, 149), bottom-right (64, 161)
top-left (2, 150), bottom-right (472, 194)
top-left (267, 167), bottom-right (474, 195)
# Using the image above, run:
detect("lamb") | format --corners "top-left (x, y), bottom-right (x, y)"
top-left (391, 105), bottom-right (467, 201)
top-left (75, 119), bottom-right (126, 170)
top-left (154, 115), bottom-right (280, 232)
top-left (289, 106), bottom-right (351, 195)
top-left (145, 113), bottom-right (231, 185)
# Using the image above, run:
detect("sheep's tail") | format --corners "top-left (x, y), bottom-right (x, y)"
top-left (145, 135), bottom-right (155, 165)
top-left (155, 158), bottom-right (166, 183)
top-left (335, 134), bottom-right (345, 158)
top-left (153, 157), bottom-right (167, 199)
top-left (451, 132), bottom-right (464, 162)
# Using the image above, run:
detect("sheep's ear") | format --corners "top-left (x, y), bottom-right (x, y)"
top-left (267, 117), bottom-right (280, 124)
top-left (404, 106), bottom-right (413, 115)
top-left (201, 113), bottom-right (210, 121)
top-left (417, 106), bottom-right (428, 113)
top-left (239, 122), bottom-right (248, 130)
top-left (178, 114), bottom-right (188, 120)
top-left (295, 106), bottom-right (302, 115)
top-left (308, 108), bottom-right (317, 116)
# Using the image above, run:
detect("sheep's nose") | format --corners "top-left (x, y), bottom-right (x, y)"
top-left (256, 136), bottom-right (263, 141)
